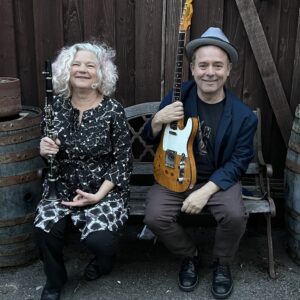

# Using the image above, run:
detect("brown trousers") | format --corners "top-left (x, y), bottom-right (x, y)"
top-left (144, 182), bottom-right (248, 264)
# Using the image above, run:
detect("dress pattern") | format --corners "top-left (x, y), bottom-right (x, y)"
top-left (34, 96), bottom-right (132, 240)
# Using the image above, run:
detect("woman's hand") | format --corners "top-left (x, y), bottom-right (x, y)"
top-left (40, 137), bottom-right (60, 158)
top-left (61, 181), bottom-right (114, 208)
top-left (61, 189), bottom-right (100, 207)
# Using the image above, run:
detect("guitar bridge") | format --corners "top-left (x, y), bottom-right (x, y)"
top-left (165, 150), bottom-right (176, 168)
top-left (177, 154), bottom-right (186, 183)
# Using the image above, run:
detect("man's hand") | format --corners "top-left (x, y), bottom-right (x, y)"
top-left (181, 189), bottom-right (209, 214)
top-left (181, 181), bottom-right (220, 214)
top-left (151, 101), bottom-right (184, 136)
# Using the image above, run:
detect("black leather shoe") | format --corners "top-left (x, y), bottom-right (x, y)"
top-left (41, 287), bottom-right (61, 300)
top-left (211, 262), bottom-right (233, 299)
top-left (84, 257), bottom-right (102, 281)
top-left (84, 257), bottom-right (112, 281)
top-left (178, 255), bottom-right (200, 292)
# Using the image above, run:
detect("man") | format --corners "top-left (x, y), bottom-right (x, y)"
top-left (142, 27), bottom-right (257, 299)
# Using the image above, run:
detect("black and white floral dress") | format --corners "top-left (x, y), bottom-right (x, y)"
top-left (34, 96), bottom-right (132, 240)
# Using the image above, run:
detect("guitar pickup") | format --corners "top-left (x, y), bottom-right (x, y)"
top-left (165, 150), bottom-right (176, 168)
top-left (168, 130), bottom-right (177, 136)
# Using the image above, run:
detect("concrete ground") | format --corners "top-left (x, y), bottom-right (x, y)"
top-left (0, 223), bottom-right (299, 300)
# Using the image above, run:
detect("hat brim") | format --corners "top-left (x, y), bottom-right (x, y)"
top-left (185, 37), bottom-right (238, 63)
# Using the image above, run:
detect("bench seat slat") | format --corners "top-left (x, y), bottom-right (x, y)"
top-left (132, 162), bottom-right (260, 175)
top-left (128, 197), bottom-right (271, 215)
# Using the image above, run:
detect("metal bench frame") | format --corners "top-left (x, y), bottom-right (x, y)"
top-left (125, 102), bottom-right (276, 278)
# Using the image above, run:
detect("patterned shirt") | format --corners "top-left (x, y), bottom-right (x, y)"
top-left (34, 96), bottom-right (132, 240)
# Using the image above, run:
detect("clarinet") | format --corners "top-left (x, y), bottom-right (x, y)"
top-left (42, 60), bottom-right (59, 201)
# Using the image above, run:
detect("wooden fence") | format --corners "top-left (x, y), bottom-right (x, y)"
top-left (0, 0), bottom-right (299, 180)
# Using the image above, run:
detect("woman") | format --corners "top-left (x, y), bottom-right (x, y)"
top-left (34, 42), bottom-right (132, 300)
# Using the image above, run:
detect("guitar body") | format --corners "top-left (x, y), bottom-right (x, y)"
top-left (154, 117), bottom-right (198, 192)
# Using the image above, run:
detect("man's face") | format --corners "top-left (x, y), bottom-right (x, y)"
top-left (190, 45), bottom-right (232, 102)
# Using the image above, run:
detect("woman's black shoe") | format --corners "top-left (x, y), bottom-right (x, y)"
top-left (84, 257), bottom-right (111, 281)
top-left (178, 255), bottom-right (200, 292)
top-left (211, 262), bottom-right (233, 299)
top-left (41, 287), bottom-right (61, 300)
top-left (84, 257), bottom-right (102, 281)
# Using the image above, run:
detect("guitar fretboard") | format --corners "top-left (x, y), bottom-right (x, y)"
top-left (171, 30), bottom-right (186, 130)
top-left (172, 31), bottom-right (186, 103)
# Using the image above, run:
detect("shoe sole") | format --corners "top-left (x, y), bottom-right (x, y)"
top-left (211, 284), bottom-right (233, 299)
top-left (178, 277), bottom-right (199, 292)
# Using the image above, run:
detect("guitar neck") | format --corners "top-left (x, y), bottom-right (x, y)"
top-left (172, 30), bottom-right (186, 103)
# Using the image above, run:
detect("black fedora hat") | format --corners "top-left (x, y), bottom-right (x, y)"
top-left (185, 27), bottom-right (238, 63)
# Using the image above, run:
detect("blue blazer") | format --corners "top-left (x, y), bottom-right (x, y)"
top-left (143, 80), bottom-right (258, 190)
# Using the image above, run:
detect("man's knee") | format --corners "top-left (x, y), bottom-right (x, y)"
top-left (223, 209), bottom-right (248, 231)
top-left (143, 212), bottom-right (158, 229)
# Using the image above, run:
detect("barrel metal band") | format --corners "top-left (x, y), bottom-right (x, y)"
top-left (295, 106), bottom-right (300, 118)
top-left (0, 212), bottom-right (35, 228)
top-left (288, 141), bottom-right (300, 154)
top-left (0, 171), bottom-right (40, 187)
top-left (0, 148), bottom-right (40, 163)
top-left (286, 159), bottom-right (300, 173)
top-left (0, 106), bottom-right (41, 132)
top-left (0, 126), bottom-right (40, 146)
top-left (285, 206), bottom-right (300, 222)
top-left (292, 121), bottom-right (300, 134)
top-left (0, 233), bottom-right (32, 245)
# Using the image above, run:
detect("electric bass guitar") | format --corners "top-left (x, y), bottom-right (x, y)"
top-left (153, 0), bottom-right (198, 192)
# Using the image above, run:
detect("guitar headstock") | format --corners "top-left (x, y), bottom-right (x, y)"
top-left (179, 0), bottom-right (193, 31)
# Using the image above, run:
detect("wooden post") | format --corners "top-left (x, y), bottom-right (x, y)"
top-left (235, 0), bottom-right (293, 147)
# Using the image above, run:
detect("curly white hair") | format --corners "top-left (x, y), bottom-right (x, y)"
top-left (52, 42), bottom-right (118, 97)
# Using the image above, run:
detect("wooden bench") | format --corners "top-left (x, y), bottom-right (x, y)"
top-left (125, 102), bottom-right (276, 278)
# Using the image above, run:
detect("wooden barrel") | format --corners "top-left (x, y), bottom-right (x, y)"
top-left (0, 106), bottom-right (45, 267)
top-left (285, 104), bottom-right (300, 265)
top-left (0, 77), bottom-right (22, 119)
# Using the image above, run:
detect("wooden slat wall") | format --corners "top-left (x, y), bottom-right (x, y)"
top-left (135, 0), bottom-right (163, 103)
top-left (0, 0), bottom-right (299, 178)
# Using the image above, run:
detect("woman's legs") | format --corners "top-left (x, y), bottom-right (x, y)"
top-left (82, 230), bottom-right (120, 279)
top-left (34, 217), bottom-right (68, 290)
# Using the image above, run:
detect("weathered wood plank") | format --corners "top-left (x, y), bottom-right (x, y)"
top-left (277, 0), bottom-right (299, 104)
top-left (62, 0), bottom-right (84, 44)
top-left (14, 0), bottom-right (39, 106)
top-left (0, 0), bottom-right (17, 77)
top-left (83, 0), bottom-right (115, 47)
top-left (131, 160), bottom-right (260, 176)
top-left (33, 0), bottom-right (64, 107)
top-left (190, 0), bottom-right (224, 38)
top-left (235, 0), bottom-right (293, 147)
top-left (125, 101), bottom-right (159, 119)
top-left (290, 7), bottom-right (300, 115)
top-left (164, 0), bottom-right (182, 97)
top-left (128, 190), bottom-right (271, 215)
top-left (135, 0), bottom-right (163, 103)
top-left (241, 0), bottom-right (273, 156)
top-left (223, 0), bottom-right (245, 98)
top-left (115, 0), bottom-right (135, 106)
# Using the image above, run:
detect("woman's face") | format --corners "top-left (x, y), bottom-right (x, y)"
top-left (70, 50), bottom-right (99, 91)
